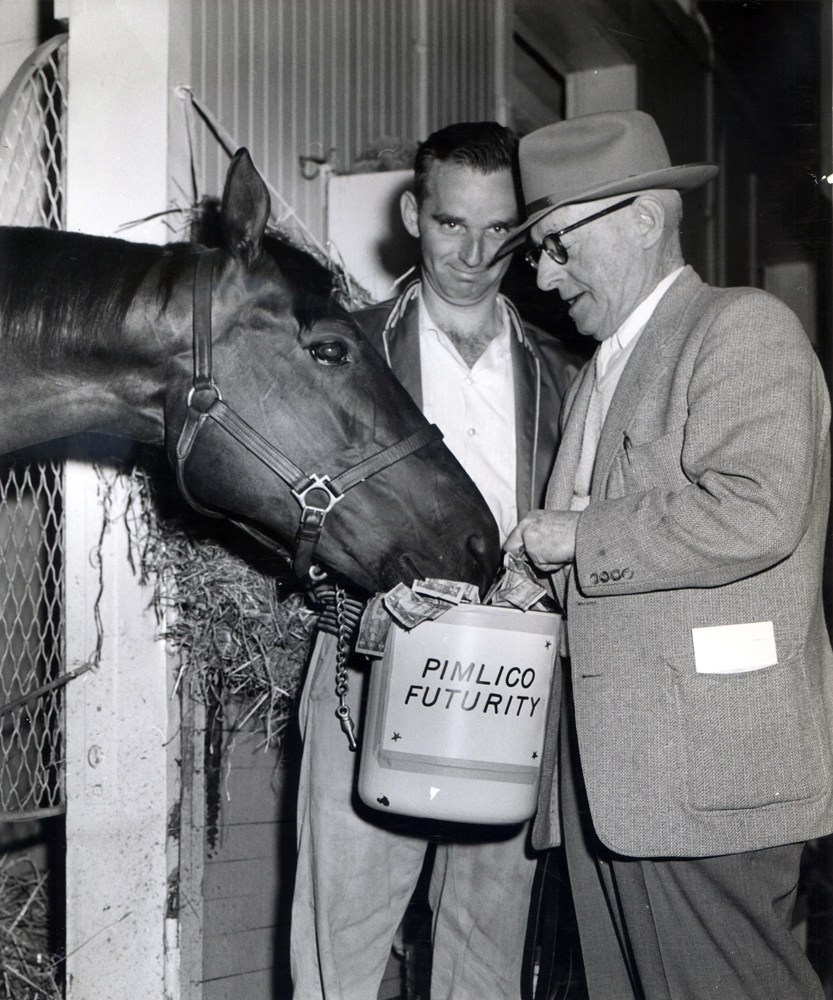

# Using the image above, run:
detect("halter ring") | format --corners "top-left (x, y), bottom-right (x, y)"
top-left (186, 381), bottom-right (223, 409)
top-left (291, 474), bottom-right (344, 518)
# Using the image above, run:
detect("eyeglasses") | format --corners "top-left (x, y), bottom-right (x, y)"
top-left (524, 197), bottom-right (638, 269)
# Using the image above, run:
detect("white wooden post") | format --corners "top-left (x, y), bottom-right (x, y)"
top-left (54, 2), bottom-right (175, 998)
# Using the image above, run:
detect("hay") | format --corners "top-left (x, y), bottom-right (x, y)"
top-left (127, 466), bottom-right (318, 747)
top-left (0, 856), bottom-right (60, 1000)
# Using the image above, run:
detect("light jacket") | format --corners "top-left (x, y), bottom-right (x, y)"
top-left (533, 265), bottom-right (833, 857)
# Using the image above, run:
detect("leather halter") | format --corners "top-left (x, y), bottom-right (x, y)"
top-left (174, 249), bottom-right (444, 579)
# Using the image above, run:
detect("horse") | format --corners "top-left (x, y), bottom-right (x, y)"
top-left (0, 148), bottom-right (500, 594)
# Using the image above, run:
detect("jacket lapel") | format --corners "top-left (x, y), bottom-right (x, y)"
top-left (388, 287), bottom-right (549, 521)
top-left (511, 321), bottom-right (539, 519)
top-left (540, 359), bottom-right (594, 608)
top-left (383, 288), bottom-right (423, 407)
top-left (592, 267), bottom-right (703, 491)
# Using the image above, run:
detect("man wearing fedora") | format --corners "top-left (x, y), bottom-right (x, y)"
top-left (503, 110), bottom-right (833, 999)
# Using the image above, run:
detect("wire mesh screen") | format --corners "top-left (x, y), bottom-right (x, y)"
top-left (0, 458), bottom-right (65, 818)
top-left (0, 34), bottom-right (68, 819)
top-left (0, 34), bottom-right (67, 229)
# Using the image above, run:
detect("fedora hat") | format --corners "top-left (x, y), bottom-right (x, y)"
top-left (498, 111), bottom-right (718, 256)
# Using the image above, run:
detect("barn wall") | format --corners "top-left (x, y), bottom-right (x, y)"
top-left (186, 0), bottom-right (503, 241)
top-left (512, 0), bottom-right (716, 283)
top-left (198, 724), bottom-right (296, 1000)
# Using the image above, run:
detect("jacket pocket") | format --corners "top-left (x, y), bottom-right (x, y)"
top-left (607, 425), bottom-right (687, 497)
top-left (674, 658), bottom-right (828, 811)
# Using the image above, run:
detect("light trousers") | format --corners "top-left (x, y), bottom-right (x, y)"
top-left (290, 633), bottom-right (539, 1000)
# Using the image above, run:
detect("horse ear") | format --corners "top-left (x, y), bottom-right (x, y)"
top-left (220, 148), bottom-right (271, 267)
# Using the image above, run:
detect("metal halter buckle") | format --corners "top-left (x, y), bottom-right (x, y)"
top-left (291, 474), bottom-right (343, 519)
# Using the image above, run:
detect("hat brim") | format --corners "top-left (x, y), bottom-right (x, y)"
top-left (497, 162), bottom-right (719, 258)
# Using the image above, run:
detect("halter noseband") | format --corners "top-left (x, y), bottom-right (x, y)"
top-left (174, 248), bottom-right (443, 579)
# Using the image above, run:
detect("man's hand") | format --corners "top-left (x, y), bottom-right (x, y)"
top-left (504, 509), bottom-right (580, 572)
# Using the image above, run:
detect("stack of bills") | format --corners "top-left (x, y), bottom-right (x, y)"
top-left (355, 578), bottom-right (478, 656)
top-left (354, 557), bottom-right (551, 659)
top-left (483, 552), bottom-right (549, 611)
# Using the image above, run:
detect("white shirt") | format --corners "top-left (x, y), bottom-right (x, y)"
top-left (418, 291), bottom-right (518, 543)
top-left (571, 267), bottom-right (684, 511)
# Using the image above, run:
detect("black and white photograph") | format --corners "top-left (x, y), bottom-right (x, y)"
top-left (0, 2), bottom-right (831, 998)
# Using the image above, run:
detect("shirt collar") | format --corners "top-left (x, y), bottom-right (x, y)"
top-left (598, 266), bottom-right (684, 376)
top-left (417, 287), bottom-right (513, 367)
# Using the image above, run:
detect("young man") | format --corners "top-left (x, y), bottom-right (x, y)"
top-left (504, 110), bottom-right (833, 1000)
top-left (291, 121), bottom-right (578, 1000)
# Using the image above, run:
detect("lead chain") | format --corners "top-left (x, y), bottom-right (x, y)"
top-left (333, 584), bottom-right (358, 751)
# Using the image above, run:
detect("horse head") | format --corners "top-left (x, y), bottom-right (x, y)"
top-left (164, 149), bottom-right (500, 594)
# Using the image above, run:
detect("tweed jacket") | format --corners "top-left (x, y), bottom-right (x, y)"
top-left (354, 280), bottom-right (580, 519)
top-left (533, 265), bottom-right (833, 857)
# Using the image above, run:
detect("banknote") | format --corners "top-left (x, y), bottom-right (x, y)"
top-left (504, 550), bottom-right (538, 581)
top-left (483, 551), bottom-right (548, 610)
top-left (486, 574), bottom-right (515, 607)
top-left (354, 594), bottom-right (392, 657)
top-left (496, 576), bottom-right (547, 611)
top-left (460, 582), bottom-right (481, 604)
top-left (412, 578), bottom-right (467, 604)
top-left (384, 583), bottom-right (448, 629)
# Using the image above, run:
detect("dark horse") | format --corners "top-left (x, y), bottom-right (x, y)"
top-left (0, 149), bottom-right (499, 593)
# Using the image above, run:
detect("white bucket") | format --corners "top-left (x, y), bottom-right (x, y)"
top-left (358, 603), bottom-right (560, 824)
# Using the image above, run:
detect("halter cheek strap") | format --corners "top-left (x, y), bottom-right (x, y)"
top-left (175, 249), bottom-right (444, 579)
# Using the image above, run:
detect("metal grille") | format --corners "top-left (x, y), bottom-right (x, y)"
top-left (0, 34), bottom-right (68, 819)
top-left (0, 34), bottom-right (68, 228)
top-left (0, 457), bottom-right (65, 818)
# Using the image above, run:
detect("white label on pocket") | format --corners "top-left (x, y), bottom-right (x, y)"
top-left (691, 621), bottom-right (777, 674)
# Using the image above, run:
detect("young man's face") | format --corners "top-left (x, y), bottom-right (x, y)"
top-left (401, 162), bottom-right (519, 308)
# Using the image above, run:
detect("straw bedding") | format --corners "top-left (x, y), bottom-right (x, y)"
top-left (0, 856), bottom-right (60, 999)
top-left (127, 463), bottom-right (319, 747)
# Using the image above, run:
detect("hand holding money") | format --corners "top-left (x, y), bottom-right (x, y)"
top-left (484, 551), bottom-right (548, 610)
top-left (353, 561), bottom-right (549, 659)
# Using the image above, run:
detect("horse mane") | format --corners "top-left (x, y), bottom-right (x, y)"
top-left (261, 231), bottom-right (350, 330)
top-left (0, 212), bottom-right (350, 368)
top-left (0, 227), bottom-right (197, 364)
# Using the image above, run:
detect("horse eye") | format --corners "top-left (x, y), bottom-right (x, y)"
top-left (310, 341), bottom-right (349, 365)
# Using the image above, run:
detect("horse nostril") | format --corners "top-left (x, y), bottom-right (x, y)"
top-left (467, 531), bottom-right (499, 583)
top-left (467, 532), bottom-right (488, 559)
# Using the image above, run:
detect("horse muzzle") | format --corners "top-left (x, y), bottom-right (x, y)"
top-left (392, 526), bottom-right (499, 596)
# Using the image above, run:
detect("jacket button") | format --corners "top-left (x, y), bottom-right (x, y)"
top-left (590, 573), bottom-right (599, 585)
top-left (599, 571), bottom-right (609, 583)
top-left (611, 569), bottom-right (621, 581)
top-left (622, 568), bottom-right (634, 580)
